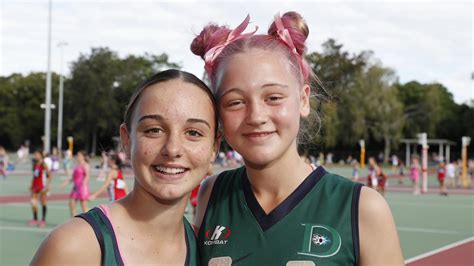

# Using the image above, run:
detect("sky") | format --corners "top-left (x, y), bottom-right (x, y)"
top-left (1, 0), bottom-right (473, 104)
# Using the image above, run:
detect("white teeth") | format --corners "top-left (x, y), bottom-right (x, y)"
top-left (155, 166), bottom-right (186, 174)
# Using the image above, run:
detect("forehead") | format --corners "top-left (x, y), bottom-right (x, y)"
top-left (217, 49), bottom-right (300, 93)
top-left (133, 79), bottom-right (215, 123)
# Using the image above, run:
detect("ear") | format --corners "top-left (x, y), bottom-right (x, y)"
top-left (300, 84), bottom-right (311, 118)
top-left (119, 123), bottom-right (131, 158)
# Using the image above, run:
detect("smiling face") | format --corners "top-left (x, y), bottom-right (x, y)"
top-left (120, 79), bottom-right (217, 202)
top-left (217, 49), bottom-right (310, 167)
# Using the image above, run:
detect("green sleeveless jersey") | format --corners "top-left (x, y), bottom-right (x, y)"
top-left (77, 207), bottom-right (198, 266)
top-left (198, 166), bottom-right (362, 265)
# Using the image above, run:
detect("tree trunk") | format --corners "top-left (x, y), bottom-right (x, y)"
top-left (384, 135), bottom-right (391, 164)
top-left (91, 128), bottom-right (97, 156)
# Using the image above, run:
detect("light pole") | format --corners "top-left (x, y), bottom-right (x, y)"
top-left (417, 133), bottom-right (429, 193)
top-left (43, 0), bottom-right (53, 154)
top-left (57, 41), bottom-right (68, 156)
top-left (461, 136), bottom-right (471, 188)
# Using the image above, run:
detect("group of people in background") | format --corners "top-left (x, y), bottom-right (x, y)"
top-left (23, 147), bottom-right (129, 228)
top-left (10, 143), bottom-right (470, 223)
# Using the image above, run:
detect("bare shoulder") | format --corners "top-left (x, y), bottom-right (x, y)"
top-left (31, 217), bottom-right (101, 265)
top-left (193, 174), bottom-right (219, 232)
top-left (359, 187), bottom-right (404, 266)
top-left (359, 187), bottom-right (390, 215)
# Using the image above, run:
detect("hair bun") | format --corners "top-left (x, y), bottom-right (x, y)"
top-left (191, 24), bottom-right (231, 59)
top-left (268, 11), bottom-right (309, 55)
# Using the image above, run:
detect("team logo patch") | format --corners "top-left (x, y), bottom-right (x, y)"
top-left (298, 224), bottom-right (342, 258)
top-left (204, 225), bottom-right (231, 246)
top-left (312, 233), bottom-right (330, 246)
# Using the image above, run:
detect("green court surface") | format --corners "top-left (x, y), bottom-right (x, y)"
top-left (0, 164), bottom-right (473, 265)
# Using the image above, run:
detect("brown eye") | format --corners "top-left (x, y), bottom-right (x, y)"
top-left (186, 129), bottom-right (204, 138)
top-left (144, 127), bottom-right (163, 134)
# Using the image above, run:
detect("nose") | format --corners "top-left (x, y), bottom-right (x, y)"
top-left (245, 100), bottom-right (268, 126)
top-left (161, 133), bottom-right (183, 158)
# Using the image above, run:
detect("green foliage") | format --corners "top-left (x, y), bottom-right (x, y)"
top-left (0, 73), bottom-right (59, 149)
top-left (396, 81), bottom-right (458, 138)
top-left (0, 48), bottom-right (179, 152)
top-left (1, 42), bottom-right (471, 156)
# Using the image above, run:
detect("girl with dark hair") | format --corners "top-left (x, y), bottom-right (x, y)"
top-left (28, 150), bottom-right (51, 228)
top-left (32, 69), bottom-right (219, 265)
top-left (90, 153), bottom-right (128, 201)
top-left (191, 12), bottom-right (403, 265)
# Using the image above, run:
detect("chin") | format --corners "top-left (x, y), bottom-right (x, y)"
top-left (152, 193), bottom-right (188, 206)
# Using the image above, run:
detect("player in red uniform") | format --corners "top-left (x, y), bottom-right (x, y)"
top-left (437, 161), bottom-right (447, 196)
top-left (29, 151), bottom-right (52, 227)
top-left (377, 169), bottom-right (388, 197)
top-left (90, 154), bottom-right (128, 201)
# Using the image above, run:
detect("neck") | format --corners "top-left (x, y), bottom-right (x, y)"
top-left (245, 142), bottom-right (313, 201)
top-left (119, 182), bottom-right (187, 234)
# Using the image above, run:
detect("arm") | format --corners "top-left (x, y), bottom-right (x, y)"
top-left (84, 163), bottom-right (90, 185)
top-left (31, 218), bottom-right (101, 265)
top-left (193, 174), bottom-right (218, 233)
top-left (89, 169), bottom-right (115, 200)
top-left (359, 187), bottom-right (404, 265)
top-left (44, 164), bottom-right (52, 193)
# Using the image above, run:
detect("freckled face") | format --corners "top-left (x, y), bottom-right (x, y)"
top-left (121, 79), bottom-right (217, 201)
top-left (217, 49), bottom-right (309, 167)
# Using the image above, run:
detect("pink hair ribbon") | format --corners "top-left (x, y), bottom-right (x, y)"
top-left (274, 12), bottom-right (307, 80)
top-left (204, 14), bottom-right (258, 78)
top-left (274, 13), bottom-right (298, 54)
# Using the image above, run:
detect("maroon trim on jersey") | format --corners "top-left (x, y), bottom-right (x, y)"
top-left (242, 166), bottom-right (328, 232)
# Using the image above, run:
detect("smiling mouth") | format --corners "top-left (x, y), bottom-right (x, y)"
top-left (153, 165), bottom-right (189, 175)
top-left (243, 131), bottom-right (275, 138)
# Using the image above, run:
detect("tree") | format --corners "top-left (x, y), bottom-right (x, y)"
top-left (306, 39), bottom-right (372, 148)
top-left (356, 65), bottom-right (404, 162)
top-left (0, 73), bottom-right (59, 150)
top-left (65, 48), bottom-right (180, 154)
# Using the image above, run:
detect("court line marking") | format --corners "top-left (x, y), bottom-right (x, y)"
top-left (0, 203), bottom-right (69, 210)
top-left (0, 225), bottom-right (51, 233)
top-left (397, 226), bottom-right (471, 235)
top-left (405, 236), bottom-right (474, 264)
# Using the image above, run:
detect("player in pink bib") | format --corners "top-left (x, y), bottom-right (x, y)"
top-left (61, 151), bottom-right (90, 216)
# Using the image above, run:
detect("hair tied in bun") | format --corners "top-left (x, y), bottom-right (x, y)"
top-left (204, 14), bottom-right (258, 78)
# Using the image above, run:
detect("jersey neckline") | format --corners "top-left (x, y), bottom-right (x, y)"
top-left (95, 205), bottom-right (192, 265)
top-left (242, 166), bottom-right (328, 232)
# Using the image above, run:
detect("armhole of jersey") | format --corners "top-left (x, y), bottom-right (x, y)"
top-left (351, 183), bottom-right (363, 266)
top-left (76, 211), bottom-right (105, 265)
top-left (184, 220), bottom-right (191, 266)
top-left (94, 207), bottom-right (125, 266)
top-left (184, 218), bottom-right (199, 266)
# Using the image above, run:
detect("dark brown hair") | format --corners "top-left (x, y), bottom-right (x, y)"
top-left (123, 69), bottom-right (218, 138)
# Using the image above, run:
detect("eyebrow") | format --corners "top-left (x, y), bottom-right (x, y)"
top-left (262, 83), bottom-right (288, 89)
top-left (219, 83), bottom-right (289, 98)
top-left (138, 114), bottom-right (211, 129)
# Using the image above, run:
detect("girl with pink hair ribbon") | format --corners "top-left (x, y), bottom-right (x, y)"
top-left (191, 11), bottom-right (403, 265)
